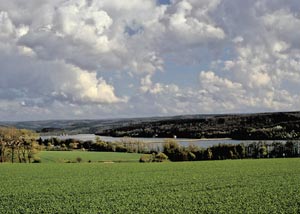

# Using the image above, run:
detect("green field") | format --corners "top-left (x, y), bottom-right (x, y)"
top-left (39, 151), bottom-right (142, 163)
top-left (1, 159), bottom-right (300, 213)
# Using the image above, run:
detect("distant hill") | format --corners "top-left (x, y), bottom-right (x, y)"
top-left (1, 111), bottom-right (300, 140)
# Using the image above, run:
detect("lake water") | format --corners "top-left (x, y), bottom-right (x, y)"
top-left (41, 134), bottom-right (286, 148)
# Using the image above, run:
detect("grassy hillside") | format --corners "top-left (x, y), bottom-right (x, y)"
top-left (1, 159), bottom-right (300, 213)
top-left (39, 151), bottom-right (141, 163)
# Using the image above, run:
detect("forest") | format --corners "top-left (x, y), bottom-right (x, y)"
top-left (96, 111), bottom-right (300, 140)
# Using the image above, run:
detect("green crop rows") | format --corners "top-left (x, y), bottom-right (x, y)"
top-left (1, 159), bottom-right (300, 213)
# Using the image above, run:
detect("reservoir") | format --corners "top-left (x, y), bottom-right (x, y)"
top-left (40, 134), bottom-right (287, 148)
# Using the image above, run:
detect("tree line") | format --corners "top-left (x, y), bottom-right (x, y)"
top-left (39, 137), bottom-right (300, 162)
top-left (38, 137), bottom-right (158, 154)
top-left (162, 139), bottom-right (300, 162)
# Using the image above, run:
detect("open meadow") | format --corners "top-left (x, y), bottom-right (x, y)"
top-left (39, 151), bottom-right (142, 163)
top-left (1, 158), bottom-right (300, 213)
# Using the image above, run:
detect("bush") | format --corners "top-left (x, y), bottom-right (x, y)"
top-left (140, 153), bottom-right (168, 162)
top-left (32, 157), bottom-right (41, 163)
top-left (115, 144), bottom-right (127, 152)
top-left (155, 152), bottom-right (168, 162)
top-left (76, 157), bottom-right (82, 163)
top-left (139, 154), bottom-right (153, 163)
top-left (188, 152), bottom-right (196, 161)
top-left (163, 139), bottom-right (182, 161)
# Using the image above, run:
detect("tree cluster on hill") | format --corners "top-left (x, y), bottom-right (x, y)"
top-left (0, 127), bottom-right (40, 163)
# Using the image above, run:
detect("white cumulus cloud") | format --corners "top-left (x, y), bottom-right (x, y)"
top-left (1, 0), bottom-right (300, 120)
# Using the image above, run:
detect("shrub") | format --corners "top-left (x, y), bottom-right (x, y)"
top-left (155, 152), bottom-right (168, 162)
top-left (32, 157), bottom-right (41, 163)
top-left (115, 144), bottom-right (127, 152)
top-left (76, 157), bottom-right (82, 163)
top-left (163, 139), bottom-right (182, 161)
top-left (188, 152), bottom-right (196, 161)
top-left (139, 154), bottom-right (153, 163)
top-left (140, 153), bottom-right (168, 162)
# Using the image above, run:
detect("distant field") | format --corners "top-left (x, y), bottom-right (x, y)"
top-left (39, 151), bottom-right (141, 163)
top-left (1, 159), bottom-right (300, 213)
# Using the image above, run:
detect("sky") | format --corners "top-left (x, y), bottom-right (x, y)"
top-left (1, 0), bottom-right (300, 121)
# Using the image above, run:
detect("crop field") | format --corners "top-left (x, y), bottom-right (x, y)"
top-left (1, 159), bottom-right (300, 213)
top-left (39, 151), bottom-right (141, 163)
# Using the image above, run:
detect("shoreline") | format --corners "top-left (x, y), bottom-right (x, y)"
top-left (120, 137), bottom-right (234, 144)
